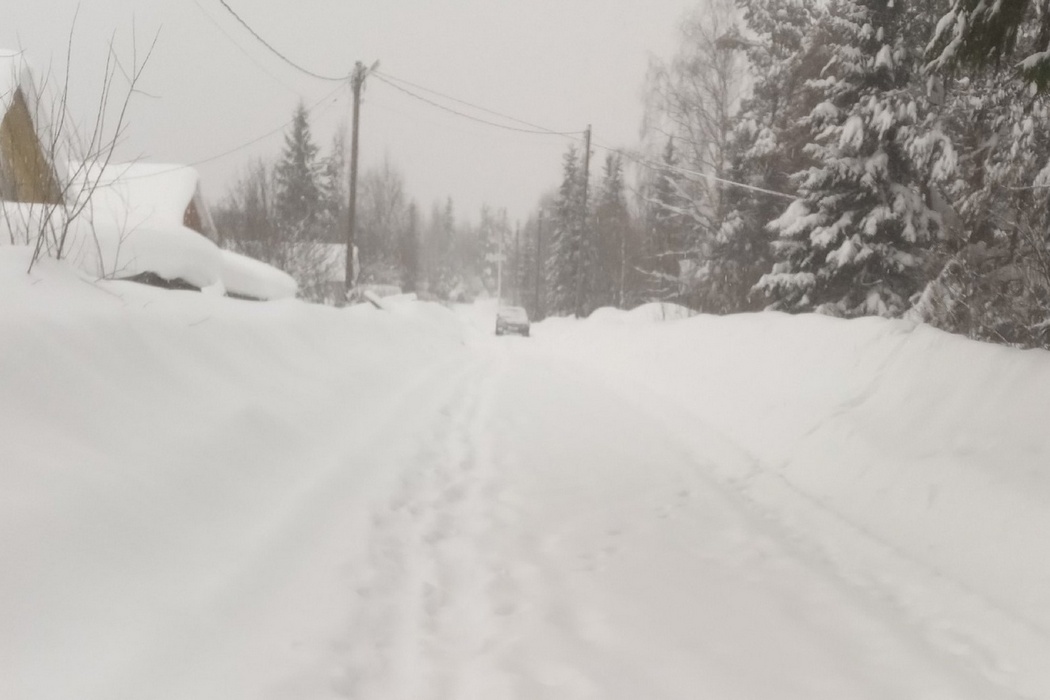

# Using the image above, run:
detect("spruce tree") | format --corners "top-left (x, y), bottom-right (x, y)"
top-left (274, 101), bottom-right (323, 237)
top-left (927, 0), bottom-right (1050, 92)
top-left (757, 0), bottom-right (954, 317)
top-left (546, 145), bottom-right (586, 316)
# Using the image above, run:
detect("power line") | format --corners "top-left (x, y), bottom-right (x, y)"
top-left (193, 0), bottom-right (303, 96)
top-left (374, 70), bottom-right (581, 136)
top-left (369, 70), bottom-right (789, 200)
top-left (214, 0), bottom-right (350, 83)
top-left (115, 82), bottom-right (348, 181)
top-left (592, 137), bottom-right (795, 201)
top-left (372, 72), bottom-right (584, 137)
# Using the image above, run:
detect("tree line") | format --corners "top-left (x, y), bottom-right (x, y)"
top-left (214, 103), bottom-right (515, 304)
top-left (534, 0), bottom-right (1050, 349)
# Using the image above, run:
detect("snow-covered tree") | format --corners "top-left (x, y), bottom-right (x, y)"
top-left (910, 64), bottom-right (1050, 346)
top-left (642, 0), bottom-right (747, 308)
top-left (926, 0), bottom-right (1050, 92)
top-left (642, 139), bottom-right (693, 301)
top-left (704, 0), bottom-right (828, 313)
top-left (757, 0), bottom-right (955, 317)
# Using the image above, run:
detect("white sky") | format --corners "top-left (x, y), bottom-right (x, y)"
top-left (4, 0), bottom-right (700, 224)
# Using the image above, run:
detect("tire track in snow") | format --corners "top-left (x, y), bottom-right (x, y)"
top-left (334, 354), bottom-right (520, 699)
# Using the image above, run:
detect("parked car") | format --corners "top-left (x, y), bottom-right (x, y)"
top-left (495, 305), bottom-right (530, 337)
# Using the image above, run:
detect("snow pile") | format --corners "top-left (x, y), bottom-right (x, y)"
top-left (75, 161), bottom-right (201, 232)
top-left (0, 247), bottom-right (462, 700)
top-left (0, 202), bottom-right (63, 245)
top-left (220, 249), bottom-right (297, 300)
top-left (533, 309), bottom-right (1050, 684)
top-left (589, 302), bottom-right (694, 325)
top-left (1, 162), bottom-right (298, 299)
top-left (63, 162), bottom-right (222, 289)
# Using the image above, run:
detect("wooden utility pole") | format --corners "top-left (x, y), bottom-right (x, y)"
top-left (514, 225), bottom-right (521, 306)
top-left (534, 210), bottom-right (543, 319)
top-left (346, 61), bottom-right (373, 297)
top-left (496, 223), bottom-right (504, 306)
top-left (575, 124), bottom-right (592, 317)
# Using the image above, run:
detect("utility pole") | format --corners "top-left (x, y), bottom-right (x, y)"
top-left (346, 60), bottom-right (377, 298)
top-left (534, 209), bottom-right (543, 320)
top-left (575, 124), bottom-right (592, 317)
top-left (496, 223), bottom-right (503, 307)
top-left (514, 224), bottom-right (521, 306)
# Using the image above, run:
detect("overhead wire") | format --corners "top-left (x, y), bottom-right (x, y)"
top-left (214, 0), bottom-right (350, 83)
top-left (115, 81), bottom-right (348, 181)
top-left (371, 72), bottom-right (584, 137)
top-left (193, 0), bottom-right (304, 96)
top-left (372, 70), bottom-right (792, 201)
top-left (193, 0), bottom-right (794, 203)
top-left (594, 138), bottom-right (796, 201)
top-left (374, 70), bottom-right (582, 137)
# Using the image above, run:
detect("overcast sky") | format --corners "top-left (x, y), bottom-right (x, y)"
top-left (5, 0), bottom-right (701, 224)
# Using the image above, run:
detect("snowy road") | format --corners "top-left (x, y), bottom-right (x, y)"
top-left (5, 273), bottom-right (1047, 699)
top-left (260, 338), bottom-right (1014, 699)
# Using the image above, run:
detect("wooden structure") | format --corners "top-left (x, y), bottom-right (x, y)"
top-left (0, 54), bottom-right (62, 204)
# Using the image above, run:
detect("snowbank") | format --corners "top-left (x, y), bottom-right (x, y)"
top-left (589, 301), bottom-right (695, 324)
top-left (0, 247), bottom-right (462, 700)
top-left (535, 310), bottom-right (1050, 644)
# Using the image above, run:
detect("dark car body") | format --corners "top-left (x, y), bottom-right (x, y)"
top-left (495, 306), bottom-right (530, 337)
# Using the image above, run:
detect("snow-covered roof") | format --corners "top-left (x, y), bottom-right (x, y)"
top-left (54, 161), bottom-right (220, 289)
top-left (220, 249), bottom-right (297, 301)
top-left (70, 161), bottom-right (205, 234)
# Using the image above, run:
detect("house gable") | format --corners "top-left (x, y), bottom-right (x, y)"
top-left (0, 87), bottom-right (61, 204)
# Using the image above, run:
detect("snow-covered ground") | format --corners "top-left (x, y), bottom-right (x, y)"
top-left (2, 251), bottom-right (1049, 699)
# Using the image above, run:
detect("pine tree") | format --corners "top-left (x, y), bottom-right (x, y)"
top-left (757, 0), bottom-right (955, 317)
top-left (274, 101), bottom-right (323, 237)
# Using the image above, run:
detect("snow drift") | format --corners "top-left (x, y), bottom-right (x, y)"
top-left (0, 247), bottom-right (461, 699)
top-left (534, 306), bottom-right (1050, 684)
